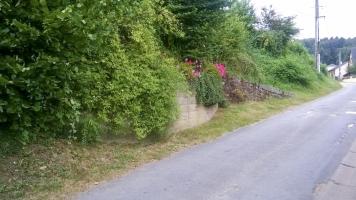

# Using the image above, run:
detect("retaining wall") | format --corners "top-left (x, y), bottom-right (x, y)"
top-left (170, 93), bottom-right (218, 133)
top-left (224, 77), bottom-right (292, 103)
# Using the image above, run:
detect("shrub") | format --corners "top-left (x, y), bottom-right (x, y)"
top-left (0, 0), bottom-right (183, 143)
top-left (349, 65), bottom-right (356, 75)
top-left (0, 0), bottom-right (101, 142)
top-left (76, 114), bottom-right (101, 144)
top-left (268, 56), bottom-right (313, 86)
top-left (193, 66), bottom-right (225, 107)
top-left (178, 62), bottom-right (195, 81)
top-left (321, 64), bottom-right (328, 76)
top-left (255, 42), bottom-right (318, 88)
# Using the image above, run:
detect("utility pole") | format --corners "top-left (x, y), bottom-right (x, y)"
top-left (315, 0), bottom-right (321, 73)
top-left (339, 50), bottom-right (342, 79)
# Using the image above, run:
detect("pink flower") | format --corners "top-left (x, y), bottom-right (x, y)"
top-left (214, 63), bottom-right (227, 77)
top-left (193, 70), bottom-right (201, 77)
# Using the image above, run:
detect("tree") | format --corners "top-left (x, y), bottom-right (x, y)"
top-left (205, 2), bottom-right (259, 80)
top-left (230, 0), bottom-right (257, 32)
top-left (166, 0), bottom-right (232, 58)
top-left (254, 7), bottom-right (299, 56)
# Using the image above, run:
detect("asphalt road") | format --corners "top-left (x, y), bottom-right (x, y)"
top-left (76, 83), bottom-right (356, 200)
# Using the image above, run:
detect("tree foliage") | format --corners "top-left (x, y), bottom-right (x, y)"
top-left (301, 37), bottom-right (356, 65)
top-left (255, 42), bottom-right (316, 88)
top-left (166, 0), bottom-right (231, 57)
top-left (0, 0), bottom-right (324, 144)
top-left (0, 0), bottom-right (183, 142)
top-left (255, 7), bottom-right (299, 56)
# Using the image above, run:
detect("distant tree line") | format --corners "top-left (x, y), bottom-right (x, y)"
top-left (301, 37), bottom-right (356, 65)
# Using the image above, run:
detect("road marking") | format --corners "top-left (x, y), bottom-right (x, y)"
top-left (329, 114), bottom-right (337, 117)
top-left (352, 101), bottom-right (356, 103)
top-left (348, 124), bottom-right (354, 128)
top-left (346, 111), bottom-right (356, 115)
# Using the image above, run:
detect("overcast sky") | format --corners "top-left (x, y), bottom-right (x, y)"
top-left (250, 0), bottom-right (356, 39)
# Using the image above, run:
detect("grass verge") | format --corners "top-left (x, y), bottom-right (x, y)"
top-left (0, 78), bottom-right (341, 200)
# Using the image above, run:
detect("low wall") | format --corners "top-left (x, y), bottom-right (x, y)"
top-left (224, 77), bottom-right (292, 103)
top-left (170, 93), bottom-right (218, 133)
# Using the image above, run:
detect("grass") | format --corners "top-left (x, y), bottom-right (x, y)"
top-left (0, 77), bottom-right (341, 200)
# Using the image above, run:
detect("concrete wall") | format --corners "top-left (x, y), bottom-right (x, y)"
top-left (170, 93), bottom-right (218, 133)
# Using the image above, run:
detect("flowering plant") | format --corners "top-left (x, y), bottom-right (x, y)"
top-left (180, 58), bottom-right (227, 107)
top-left (214, 63), bottom-right (227, 78)
top-left (184, 58), bottom-right (203, 78)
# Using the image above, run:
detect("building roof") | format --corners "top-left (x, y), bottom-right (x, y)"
top-left (326, 64), bottom-right (337, 71)
top-left (327, 62), bottom-right (348, 72)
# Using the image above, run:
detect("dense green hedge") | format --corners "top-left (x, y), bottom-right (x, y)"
top-left (0, 0), bottom-right (183, 143)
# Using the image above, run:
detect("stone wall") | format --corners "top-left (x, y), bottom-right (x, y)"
top-left (224, 77), bottom-right (292, 103)
top-left (170, 93), bottom-right (218, 133)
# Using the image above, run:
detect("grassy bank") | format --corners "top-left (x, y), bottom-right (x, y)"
top-left (0, 78), bottom-right (340, 200)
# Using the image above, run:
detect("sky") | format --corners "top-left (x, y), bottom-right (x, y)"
top-left (250, 0), bottom-right (356, 39)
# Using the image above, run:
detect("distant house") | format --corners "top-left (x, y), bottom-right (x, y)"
top-left (326, 64), bottom-right (337, 72)
top-left (327, 62), bottom-right (349, 80)
top-left (327, 48), bottom-right (356, 80)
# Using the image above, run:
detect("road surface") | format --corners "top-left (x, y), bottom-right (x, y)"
top-left (76, 83), bottom-right (356, 200)
top-left (314, 139), bottom-right (356, 200)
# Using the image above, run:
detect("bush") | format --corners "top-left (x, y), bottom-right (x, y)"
top-left (321, 64), bottom-right (328, 76)
top-left (268, 55), bottom-right (314, 86)
top-left (0, 0), bottom-right (183, 143)
top-left (193, 65), bottom-right (225, 106)
top-left (349, 65), bottom-right (356, 75)
top-left (178, 62), bottom-right (195, 81)
top-left (0, 0), bottom-right (100, 142)
top-left (255, 42), bottom-right (318, 88)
